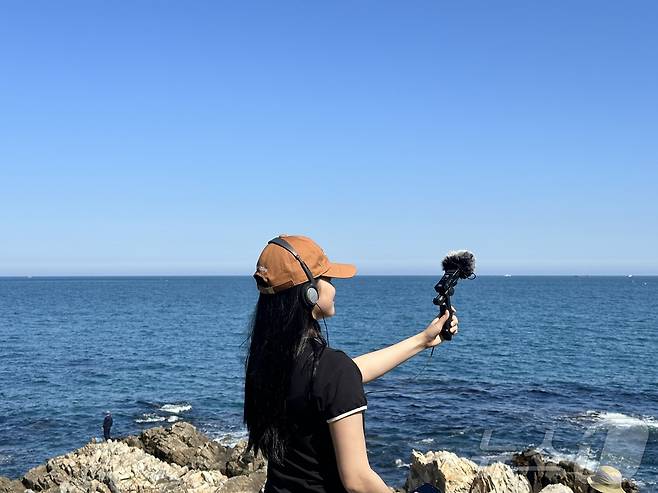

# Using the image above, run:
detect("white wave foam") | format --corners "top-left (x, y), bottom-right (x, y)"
top-left (135, 413), bottom-right (166, 423)
top-left (537, 447), bottom-right (599, 473)
top-left (558, 411), bottom-right (651, 477)
top-left (580, 411), bottom-right (658, 430)
top-left (395, 458), bottom-right (410, 468)
top-left (159, 404), bottom-right (192, 414)
top-left (0, 454), bottom-right (11, 465)
top-left (471, 450), bottom-right (518, 468)
top-left (478, 451), bottom-right (516, 460)
top-left (167, 416), bottom-right (180, 423)
top-left (409, 437), bottom-right (435, 447)
top-left (210, 430), bottom-right (250, 448)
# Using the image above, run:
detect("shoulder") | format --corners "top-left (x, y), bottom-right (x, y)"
top-left (317, 348), bottom-right (362, 378)
top-left (314, 347), bottom-right (365, 395)
top-left (313, 347), bottom-right (367, 423)
top-left (320, 347), bottom-right (352, 364)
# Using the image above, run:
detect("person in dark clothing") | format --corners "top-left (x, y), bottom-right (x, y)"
top-left (245, 235), bottom-right (459, 493)
top-left (103, 411), bottom-right (113, 441)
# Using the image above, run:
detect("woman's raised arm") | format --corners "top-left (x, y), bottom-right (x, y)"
top-left (352, 308), bottom-right (458, 384)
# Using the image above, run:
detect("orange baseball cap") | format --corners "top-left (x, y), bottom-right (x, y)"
top-left (253, 234), bottom-right (357, 294)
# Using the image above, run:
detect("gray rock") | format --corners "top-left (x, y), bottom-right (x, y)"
top-left (513, 449), bottom-right (639, 493)
top-left (513, 449), bottom-right (547, 493)
top-left (217, 470), bottom-right (267, 493)
top-left (21, 440), bottom-right (228, 493)
top-left (128, 422), bottom-right (229, 472)
top-left (22, 462), bottom-right (69, 491)
top-left (120, 435), bottom-right (144, 451)
top-left (405, 450), bottom-right (479, 493)
top-left (123, 423), bottom-right (267, 478)
top-left (225, 441), bottom-right (266, 478)
top-left (538, 485), bottom-right (573, 493)
top-left (513, 450), bottom-right (583, 493)
top-left (468, 463), bottom-right (531, 493)
top-left (542, 463), bottom-right (569, 490)
top-left (558, 459), bottom-right (591, 493)
top-left (0, 476), bottom-right (25, 493)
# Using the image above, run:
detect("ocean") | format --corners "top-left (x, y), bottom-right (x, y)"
top-left (0, 276), bottom-right (656, 490)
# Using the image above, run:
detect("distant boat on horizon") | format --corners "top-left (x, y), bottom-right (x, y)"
top-left (504, 274), bottom-right (512, 277)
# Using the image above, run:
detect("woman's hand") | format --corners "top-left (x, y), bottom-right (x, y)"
top-left (421, 307), bottom-right (459, 348)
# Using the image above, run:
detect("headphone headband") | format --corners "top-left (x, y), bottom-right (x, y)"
top-left (265, 236), bottom-right (323, 328)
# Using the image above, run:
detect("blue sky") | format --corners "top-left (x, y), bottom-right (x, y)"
top-left (1, 1), bottom-right (656, 275)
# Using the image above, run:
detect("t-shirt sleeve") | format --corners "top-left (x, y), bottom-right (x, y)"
top-left (314, 349), bottom-right (368, 423)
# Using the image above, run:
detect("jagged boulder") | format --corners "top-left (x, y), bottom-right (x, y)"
top-left (538, 485), bottom-right (573, 493)
top-left (0, 476), bottom-right (24, 493)
top-left (225, 440), bottom-right (266, 477)
top-left (513, 449), bottom-right (547, 492)
top-left (513, 450), bottom-right (585, 493)
top-left (180, 469), bottom-right (232, 492)
top-left (22, 462), bottom-right (68, 491)
top-left (468, 462), bottom-right (531, 493)
top-left (544, 461), bottom-right (592, 493)
top-left (216, 470), bottom-right (267, 493)
top-left (541, 462), bottom-right (569, 491)
top-left (120, 435), bottom-right (144, 451)
top-left (513, 449), bottom-right (639, 493)
top-left (132, 422), bottom-right (229, 471)
top-left (122, 422), bottom-right (266, 479)
top-left (21, 440), bottom-right (228, 492)
top-left (405, 450), bottom-right (479, 493)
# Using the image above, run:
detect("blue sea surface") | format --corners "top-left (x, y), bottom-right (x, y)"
top-left (0, 276), bottom-right (656, 490)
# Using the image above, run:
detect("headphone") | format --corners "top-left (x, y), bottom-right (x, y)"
top-left (267, 237), bottom-right (319, 310)
top-left (267, 237), bottom-right (328, 406)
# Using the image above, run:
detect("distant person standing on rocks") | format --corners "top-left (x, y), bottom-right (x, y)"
top-left (103, 411), bottom-right (113, 441)
top-left (244, 235), bottom-right (458, 493)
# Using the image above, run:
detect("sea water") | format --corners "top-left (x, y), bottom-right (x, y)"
top-left (0, 276), bottom-right (656, 490)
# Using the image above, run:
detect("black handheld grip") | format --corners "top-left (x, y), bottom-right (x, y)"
top-left (439, 303), bottom-right (453, 341)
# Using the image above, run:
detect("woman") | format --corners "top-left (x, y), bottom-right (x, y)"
top-left (244, 235), bottom-right (458, 493)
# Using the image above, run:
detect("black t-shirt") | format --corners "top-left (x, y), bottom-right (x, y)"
top-left (264, 341), bottom-right (368, 493)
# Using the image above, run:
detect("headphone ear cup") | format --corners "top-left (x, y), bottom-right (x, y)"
top-left (307, 285), bottom-right (319, 306)
top-left (301, 282), bottom-right (319, 309)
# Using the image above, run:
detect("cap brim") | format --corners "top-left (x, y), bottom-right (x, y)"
top-left (323, 262), bottom-right (357, 279)
top-left (587, 477), bottom-right (625, 493)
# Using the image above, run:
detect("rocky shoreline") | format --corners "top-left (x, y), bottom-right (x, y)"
top-left (0, 422), bottom-right (640, 493)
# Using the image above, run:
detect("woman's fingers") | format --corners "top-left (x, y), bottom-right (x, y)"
top-left (428, 307), bottom-right (459, 340)
top-left (450, 313), bottom-right (459, 334)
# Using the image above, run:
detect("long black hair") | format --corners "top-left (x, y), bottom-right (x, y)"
top-left (243, 282), bottom-right (326, 464)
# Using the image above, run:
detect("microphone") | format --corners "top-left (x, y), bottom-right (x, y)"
top-left (433, 250), bottom-right (476, 341)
